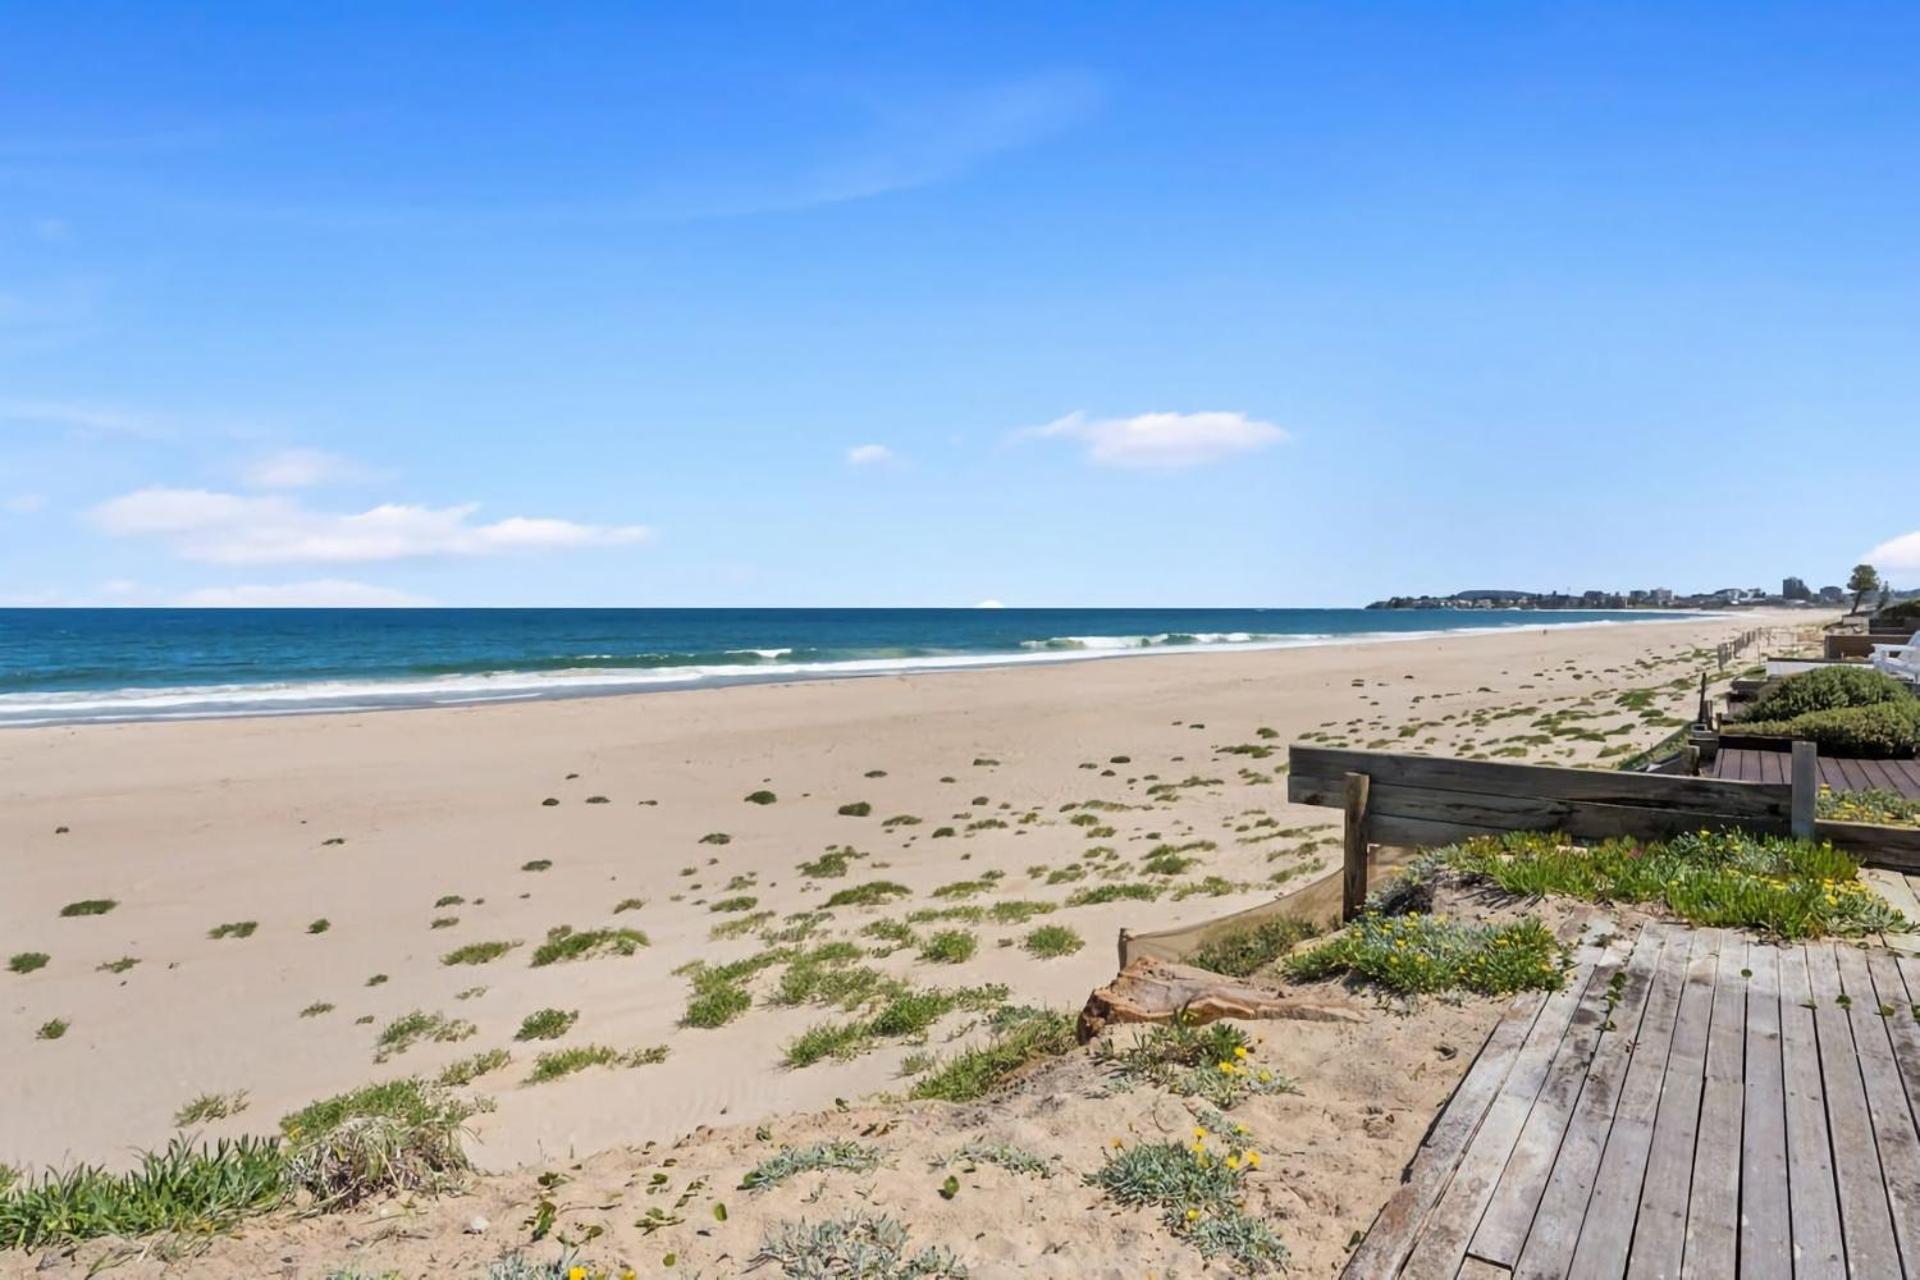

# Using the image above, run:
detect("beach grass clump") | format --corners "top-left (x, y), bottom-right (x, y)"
top-left (1091, 1135), bottom-right (1285, 1273)
top-left (745, 790), bottom-right (778, 805)
top-left (1023, 924), bottom-right (1083, 958)
top-left (798, 846), bottom-right (863, 878)
top-left (679, 950), bottom-right (789, 1028)
top-left (700, 832), bottom-right (732, 845)
top-left (434, 894), bottom-right (465, 908)
top-left (435, 1049), bottom-right (511, 1087)
top-left (931, 877), bottom-right (994, 900)
top-left (514, 1008), bottom-right (579, 1041)
top-left (98, 956), bottom-right (139, 974)
top-left (784, 984), bottom-right (1009, 1068)
top-left (1104, 1015), bottom-right (1296, 1109)
top-left (1285, 912), bottom-right (1566, 996)
top-left (58, 899), bottom-right (117, 918)
top-left (208, 921), bottom-right (258, 940)
top-left (8, 952), bottom-right (49, 975)
top-left (908, 1008), bottom-right (1077, 1102)
top-left (35, 1019), bottom-right (68, 1040)
top-left (174, 1091), bottom-right (249, 1127)
top-left (909, 905), bottom-right (984, 925)
top-left (836, 801), bottom-right (873, 818)
top-left (753, 1212), bottom-right (967, 1279)
top-left (941, 1140), bottom-right (1053, 1179)
top-left (1441, 829), bottom-right (1905, 939)
top-left (710, 909), bottom-right (776, 940)
top-left (530, 925), bottom-right (649, 967)
top-left (710, 895), bottom-right (760, 914)
top-left (441, 939), bottom-right (519, 966)
top-left (374, 1010), bottom-right (477, 1060)
top-left (824, 880), bottom-right (911, 908)
top-left (862, 918), bottom-right (916, 954)
top-left (1188, 917), bottom-right (1321, 979)
top-left (308, 918), bottom-right (331, 935)
top-left (739, 1141), bottom-right (883, 1190)
top-left (882, 814), bottom-right (923, 828)
top-left (783, 1020), bottom-right (876, 1067)
top-left (520, 859), bottom-right (553, 873)
top-left (918, 929), bottom-right (978, 965)
top-left (988, 900), bottom-right (1056, 925)
top-left (299, 1002), bottom-right (334, 1018)
top-left (0, 1136), bottom-right (288, 1248)
top-left (279, 1077), bottom-right (472, 1209)
top-left (525, 1043), bottom-right (668, 1084)
top-left (1067, 883), bottom-right (1164, 907)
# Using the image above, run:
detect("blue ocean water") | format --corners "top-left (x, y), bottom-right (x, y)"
top-left (0, 607), bottom-right (1693, 727)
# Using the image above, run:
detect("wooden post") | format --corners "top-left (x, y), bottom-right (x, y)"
top-left (1682, 745), bottom-right (1701, 776)
top-left (1116, 927), bottom-right (1132, 971)
top-left (1790, 740), bottom-right (1817, 839)
top-left (1342, 771), bottom-right (1371, 921)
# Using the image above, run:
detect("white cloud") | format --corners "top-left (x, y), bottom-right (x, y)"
top-left (0, 400), bottom-right (172, 440)
top-left (974, 598), bottom-right (1005, 609)
top-left (89, 487), bottom-right (651, 565)
top-left (846, 443), bottom-right (895, 467)
top-left (241, 447), bottom-right (376, 490)
top-left (1865, 530), bottom-right (1920, 576)
top-left (3, 493), bottom-right (44, 514)
top-left (1032, 410), bottom-right (1288, 470)
top-left (176, 579), bottom-right (434, 608)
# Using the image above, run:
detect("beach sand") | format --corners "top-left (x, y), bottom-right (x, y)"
top-left (0, 612), bottom-right (1811, 1274)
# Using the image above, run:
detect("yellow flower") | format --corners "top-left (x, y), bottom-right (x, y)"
top-left (1233, 1045), bottom-right (1249, 1059)
top-left (1217, 1060), bottom-right (1235, 1074)
top-left (1193, 1126), bottom-right (1207, 1140)
top-left (1112, 1137), bottom-right (1124, 1148)
top-left (1245, 1151), bottom-right (1261, 1168)
top-left (1186, 1207), bottom-right (1201, 1221)
top-left (569, 1269), bottom-right (587, 1280)
top-left (1226, 1154), bottom-right (1241, 1169)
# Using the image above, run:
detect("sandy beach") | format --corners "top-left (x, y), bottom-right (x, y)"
top-left (0, 612), bottom-right (1801, 1185)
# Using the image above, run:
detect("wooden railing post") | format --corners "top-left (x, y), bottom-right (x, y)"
top-left (1343, 771), bottom-right (1372, 921)
top-left (1790, 740), bottom-right (1817, 839)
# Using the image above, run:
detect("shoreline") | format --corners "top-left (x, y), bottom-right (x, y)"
top-left (0, 608), bottom-right (1724, 729)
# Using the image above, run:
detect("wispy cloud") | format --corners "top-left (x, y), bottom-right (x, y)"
top-left (845, 443), bottom-right (896, 467)
top-left (0, 399), bottom-right (173, 441)
top-left (89, 487), bottom-right (650, 565)
top-left (1029, 410), bottom-right (1289, 470)
top-left (1865, 529), bottom-right (1920, 576)
top-left (3, 493), bottom-right (45, 514)
top-left (176, 579), bottom-right (434, 608)
top-left (240, 447), bottom-right (379, 490)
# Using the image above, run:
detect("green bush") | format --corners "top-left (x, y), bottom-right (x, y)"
top-left (1741, 666), bottom-right (1914, 724)
top-left (1735, 699), bottom-right (1920, 757)
top-left (1285, 914), bottom-right (1567, 995)
top-left (1873, 599), bottom-right (1920, 630)
top-left (1188, 917), bottom-right (1321, 978)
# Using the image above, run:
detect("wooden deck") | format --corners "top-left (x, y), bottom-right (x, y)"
top-left (1711, 747), bottom-right (1920, 799)
top-left (1345, 919), bottom-right (1920, 1278)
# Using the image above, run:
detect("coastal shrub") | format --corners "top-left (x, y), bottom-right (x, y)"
top-left (1876, 599), bottom-right (1920, 629)
top-left (1818, 786), bottom-right (1920, 827)
top-left (745, 790), bottom-right (778, 805)
top-left (1188, 917), bottom-right (1321, 978)
top-left (908, 1009), bottom-right (1076, 1102)
top-left (940, 1141), bottom-right (1053, 1179)
top-left (739, 1141), bottom-right (883, 1190)
top-left (1742, 666), bottom-right (1913, 723)
top-left (1285, 913), bottom-right (1566, 996)
top-left (308, 918), bottom-right (331, 934)
top-left (442, 939), bottom-right (519, 966)
top-left (208, 921), bottom-right (257, 940)
top-left (515, 1008), bottom-right (578, 1041)
top-left (520, 859), bottom-right (553, 873)
top-left (530, 925), bottom-right (649, 966)
top-left (7, 952), bottom-right (49, 975)
top-left (58, 899), bottom-right (117, 918)
top-left (98, 956), bottom-right (138, 974)
top-left (613, 897), bottom-right (646, 913)
top-left (753, 1212), bottom-right (967, 1279)
top-left (918, 929), bottom-right (978, 964)
top-left (1023, 924), bottom-right (1083, 958)
top-left (700, 832), bottom-right (732, 845)
top-left (1733, 700), bottom-right (1920, 758)
top-left (824, 880), bottom-right (910, 908)
top-left (35, 1020), bottom-right (67, 1041)
top-left (374, 1010), bottom-right (476, 1060)
top-left (836, 801), bottom-right (873, 817)
top-left (1441, 829), bottom-right (1904, 938)
top-left (280, 1078), bottom-right (472, 1208)
top-left (988, 900), bottom-right (1055, 925)
top-left (1103, 1015), bottom-right (1296, 1109)
top-left (1067, 882), bottom-right (1164, 907)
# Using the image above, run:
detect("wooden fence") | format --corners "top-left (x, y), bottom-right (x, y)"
top-left (1288, 744), bottom-right (1920, 918)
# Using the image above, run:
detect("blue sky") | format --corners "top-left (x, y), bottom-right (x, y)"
top-left (2, 2), bottom-right (1917, 607)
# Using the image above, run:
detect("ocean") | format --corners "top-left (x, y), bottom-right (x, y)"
top-left (0, 607), bottom-right (1694, 727)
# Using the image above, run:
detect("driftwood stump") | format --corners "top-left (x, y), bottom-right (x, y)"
top-left (1077, 956), bottom-right (1365, 1042)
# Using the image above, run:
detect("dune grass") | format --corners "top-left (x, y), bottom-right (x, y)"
top-left (739, 1141), bottom-right (883, 1191)
top-left (174, 1091), bottom-right (250, 1127)
top-left (824, 880), bottom-right (911, 908)
top-left (908, 1009), bottom-right (1077, 1102)
top-left (58, 899), bottom-right (117, 918)
top-left (917, 929), bottom-right (978, 964)
top-left (514, 1008), bottom-right (578, 1041)
top-left (1023, 924), bottom-right (1083, 958)
top-left (208, 921), bottom-right (257, 940)
top-left (526, 1043), bottom-right (668, 1084)
top-left (529, 925), bottom-right (649, 966)
top-left (1188, 917), bottom-right (1320, 978)
top-left (8, 953), bottom-right (49, 975)
top-left (441, 939), bottom-right (519, 966)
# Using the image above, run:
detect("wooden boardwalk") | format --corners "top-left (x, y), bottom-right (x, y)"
top-left (1345, 919), bottom-right (1920, 1278)
top-left (1711, 747), bottom-right (1920, 799)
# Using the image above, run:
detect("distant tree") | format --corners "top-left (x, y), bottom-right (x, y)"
top-left (1848, 563), bottom-right (1881, 613)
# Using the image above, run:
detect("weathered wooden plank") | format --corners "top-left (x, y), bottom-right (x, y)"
top-left (1343, 989), bottom-right (1555, 1280)
top-left (1624, 928), bottom-right (1723, 1280)
top-left (1344, 772), bottom-right (1371, 922)
top-left (1805, 943), bottom-right (1902, 1279)
top-left (1457, 1259), bottom-right (1511, 1280)
top-left (1510, 925), bottom-right (1670, 1280)
top-left (1866, 947), bottom-right (1920, 1121)
top-left (1287, 747), bottom-right (1793, 818)
top-left (1289, 775), bottom-right (1793, 842)
top-left (1471, 926), bottom-right (1638, 1268)
top-left (1680, 934), bottom-right (1748, 1280)
top-left (1738, 943), bottom-right (1790, 1280)
top-left (1567, 923), bottom-right (1694, 1280)
top-left (1791, 741), bottom-right (1818, 838)
top-left (1777, 945), bottom-right (1846, 1280)
top-left (1402, 918), bottom-right (1616, 1280)
top-left (1833, 944), bottom-right (1920, 1274)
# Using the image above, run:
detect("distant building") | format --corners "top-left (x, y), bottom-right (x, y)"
top-left (1782, 576), bottom-right (1812, 601)
top-left (1818, 585), bottom-right (1846, 604)
top-left (1649, 588), bottom-right (1674, 605)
